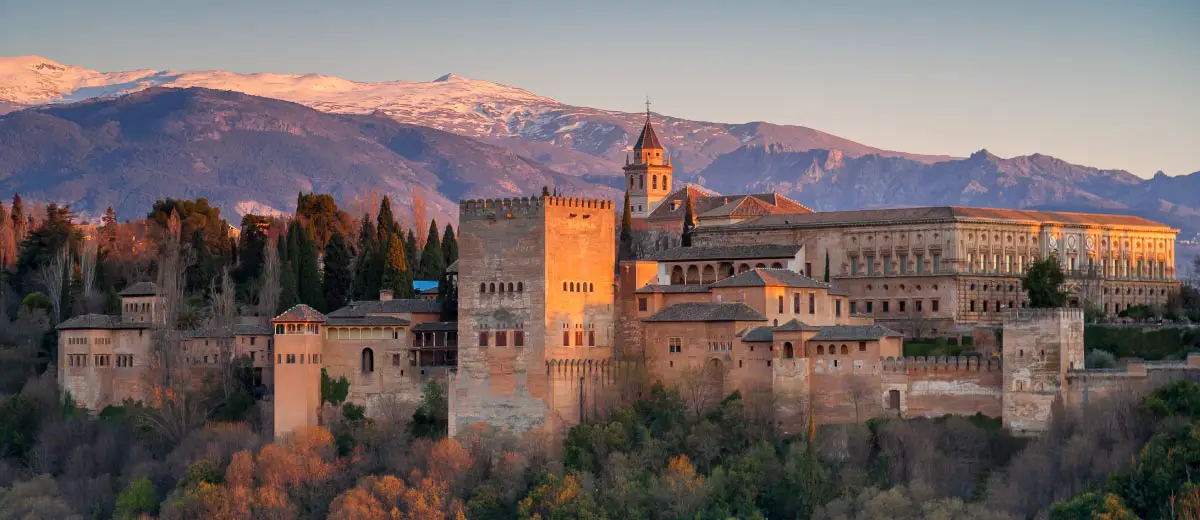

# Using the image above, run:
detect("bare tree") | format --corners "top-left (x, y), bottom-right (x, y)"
top-left (257, 236), bottom-right (281, 317)
top-left (412, 187), bottom-right (428, 247)
top-left (677, 362), bottom-right (724, 419)
top-left (208, 268), bottom-right (237, 333)
top-left (845, 375), bottom-right (878, 423)
top-left (151, 211), bottom-right (191, 388)
top-left (79, 238), bottom-right (98, 300)
top-left (35, 245), bottom-right (69, 323)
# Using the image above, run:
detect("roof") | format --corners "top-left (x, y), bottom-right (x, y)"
top-left (775, 319), bottom-right (821, 332)
top-left (645, 302), bottom-right (767, 323)
top-left (829, 286), bottom-right (851, 297)
top-left (646, 186), bottom-right (811, 223)
top-left (327, 298), bottom-right (442, 317)
top-left (634, 284), bottom-right (712, 294)
top-left (326, 316), bottom-right (411, 327)
top-left (709, 268), bottom-right (830, 289)
top-left (119, 281), bottom-right (159, 297)
top-left (810, 325), bottom-right (904, 342)
top-left (273, 304), bottom-right (326, 323)
top-left (656, 244), bottom-right (802, 262)
top-left (56, 314), bottom-right (121, 330)
top-left (719, 206), bottom-right (1173, 231)
top-left (633, 116), bottom-right (663, 150)
top-left (184, 327), bottom-right (234, 340)
top-left (413, 321), bottom-right (459, 332)
top-left (234, 323), bottom-right (274, 335)
top-left (741, 326), bottom-right (774, 342)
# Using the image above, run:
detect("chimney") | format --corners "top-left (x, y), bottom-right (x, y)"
top-left (379, 289), bottom-right (394, 302)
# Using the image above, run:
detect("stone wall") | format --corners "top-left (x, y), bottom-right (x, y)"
top-left (1001, 308), bottom-right (1084, 434)
top-left (881, 356), bottom-right (1003, 419)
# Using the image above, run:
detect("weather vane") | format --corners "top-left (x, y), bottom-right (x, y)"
top-left (644, 96), bottom-right (651, 118)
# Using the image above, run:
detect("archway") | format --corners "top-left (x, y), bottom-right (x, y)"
top-left (888, 390), bottom-right (900, 410)
top-left (670, 266), bottom-right (685, 285)
top-left (783, 342), bottom-right (794, 359)
top-left (737, 263), bottom-right (750, 274)
top-left (686, 265), bottom-right (701, 284)
top-left (701, 265), bottom-right (716, 284)
top-left (719, 262), bottom-right (735, 280)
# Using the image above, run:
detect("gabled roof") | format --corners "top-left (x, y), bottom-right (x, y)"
top-left (633, 117), bottom-right (663, 150)
top-left (234, 323), bottom-right (274, 335)
top-left (273, 304), bottom-right (326, 323)
top-left (810, 325), bottom-right (904, 342)
top-left (119, 281), bottom-right (159, 297)
top-left (645, 302), bottom-right (767, 323)
top-left (57, 313), bottom-right (121, 330)
top-left (775, 319), bottom-right (821, 332)
top-left (699, 194), bottom-right (814, 220)
top-left (327, 298), bottom-right (442, 318)
top-left (645, 186), bottom-right (811, 223)
top-left (634, 284), bottom-right (711, 294)
top-left (709, 268), bottom-right (829, 289)
top-left (656, 244), bottom-right (802, 262)
top-left (741, 326), bottom-right (774, 343)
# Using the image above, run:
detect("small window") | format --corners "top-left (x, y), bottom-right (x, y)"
top-left (817, 345), bottom-right (825, 355)
top-left (517, 282), bottom-right (524, 292)
top-left (479, 332), bottom-right (489, 347)
top-left (575, 331), bottom-right (583, 346)
top-left (882, 301), bottom-right (889, 313)
top-left (563, 331), bottom-right (570, 346)
top-left (778, 295), bottom-right (784, 313)
top-left (514, 331), bottom-right (524, 347)
top-left (932, 300), bottom-right (940, 312)
top-left (286, 354), bottom-right (296, 364)
top-left (859, 342), bottom-right (866, 352)
top-left (480, 283), bottom-right (486, 293)
top-left (793, 294), bottom-right (800, 314)
top-left (507, 282), bottom-right (514, 292)
top-left (393, 354), bottom-right (401, 366)
top-left (809, 293), bottom-right (816, 314)
top-left (638, 298), bottom-right (648, 312)
top-left (841, 344), bottom-right (848, 355)
top-left (668, 337), bottom-right (682, 353)
top-left (496, 330), bottom-right (508, 347)
top-left (489, 283), bottom-right (496, 293)
top-left (361, 348), bottom-right (374, 373)
top-left (588, 330), bottom-right (595, 346)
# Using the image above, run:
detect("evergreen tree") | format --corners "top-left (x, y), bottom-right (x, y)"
top-left (351, 215), bottom-right (380, 300)
top-left (418, 219), bottom-right (445, 280)
top-left (681, 190), bottom-right (696, 247)
top-left (291, 221), bottom-right (323, 309)
top-left (10, 193), bottom-right (27, 244)
top-left (100, 206), bottom-right (119, 249)
top-left (441, 223), bottom-right (458, 267)
top-left (376, 196), bottom-right (397, 237)
top-left (380, 232), bottom-right (413, 298)
top-left (404, 229), bottom-right (420, 279)
top-left (438, 270), bottom-right (458, 322)
top-left (1023, 253), bottom-right (1068, 308)
top-left (233, 215), bottom-right (271, 294)
top-left (322, 231), bottom-right (353, 312)
top-left (824, 251), bottom-right (830, 283)
top-left (619, 190), bottom-right (634, 260)
top-left (277, 227), bottom-right (299, 313)
top-left (295, 192), bottom-right (350, 250)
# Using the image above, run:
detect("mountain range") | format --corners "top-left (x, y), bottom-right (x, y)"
top-left (1, 55), bottom-right (1198, 261)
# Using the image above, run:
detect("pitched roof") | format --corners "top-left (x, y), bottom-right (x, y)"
top-left (741, 326), bottom-right (774, 343)
top-left (656, 244), bottom-right (802, 262)
top-left (646, 186), bottom-right (811, 223)
top-left (273, 304), bottom-right (326, 323)
top-left (709, 268), bottom-right (830, 289)
top-left (775, 319), bottom-right (821, 332)
top-left (634, 284), bottom-right (712, 294)
top-left (412, 321), bottom-right (459, 332)
top-left (56, 313), bottom-right (121, 330)
top-left (326, 316), bottom-right (411, 327)
top-left (699, 194), bottom-right (814, 220)
top-left (810, 325), bottom-right (904, 341)
top-left (721, 205), bottom-right (1172, 231)
top-left (633, 117), bottom-right (663, 150)
top-left (326, 298), bottom-right (442, 318)
top-left (119, 281), bottom-right (159, 297)
top-left (234, 323), bottom-right (274, 335)
top-left (645, 302), bottom-right (767, 323)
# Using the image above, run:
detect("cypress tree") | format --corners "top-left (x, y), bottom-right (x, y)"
top-left (292, 221), bottom-right (322, 309)
top-left (277, 226), bottom-right (299, 313)
top-left (377, 196), bottom-right (396, 237)
top-left (681, 190), bottom-right (696, 247)
top-left (404, 229), bottom-right (420, 280)
top-left (322, 231), bottom-right (353, 312)
top-left (441, 224), bottom-right (458, 267)
top-left (381, 232), bottom-right (414, 298)
top-left (438, 270), bottom-right (458, 322)
top-left (824, 251), bottom-right (830, 283)
top-left (351, 215), bottom-right (379, 300)
top-left (619, 190), bottom-right (634, 260)
top-left (418, 220), bottom-right (445, 280)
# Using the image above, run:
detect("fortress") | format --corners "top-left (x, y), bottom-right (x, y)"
top-left (57, 111), bottom-right (1192, 439)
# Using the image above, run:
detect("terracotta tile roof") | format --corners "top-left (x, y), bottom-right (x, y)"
top-left (272, 304), bottom-right (326, 323)
top-left (119, 281), bottom-right (159, 297)
top-left (656, 244), bottom-right (802, 262)
top-left (810, 325), bottom-right (903, 341)
top-left (56, 313), bottom-right (121, 330)
top-left (184, 327), bottom-right (234, 339)
top-left (699, 194), bottom-right (814, 220)
top-left (775, 319), bottom-right (821, 332)
top-left (412, 321), bottom-right (459, 332)
top-left (742, 326), bottom-right (774, 342)
top-left (709, 268), bottom-right (829, 289)
top-left (645, 302), bottom-right (767, 322)
top-left (234, 323), bottom-right (274, 335)
top-left (633, 284), bottom-right (711, 294)
top-left (646, 186), bottom-right (811, 223)
top-left (722, 206), bottom-right (1172, 230)
top-left (634, 117), bottom-right (663, 150)
top-left (327, 299), bottom-right (442, 317)
top-left (326, 316), bottom-right (411, 327)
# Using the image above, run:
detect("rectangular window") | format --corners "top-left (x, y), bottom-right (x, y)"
top-left (562, 331), bottom-right (569, 346)
top-left (278, 354), bottom-right (282, 364)
top-left (851, 258), bottom-right (859, 276)
top-left (900, 254), bottom-right (908, 274)
top-left (668, 337), bottom-right (682, 354)
top-left (588, 330), bottom-right (596, 346)
top-left (932, 253), bottom-right (941, 272)
top-left (575, 331), bottom-right (583, 346)
top-left (286, 354), bottom-right (296, 364)
top-left (778, 295), bottom-right (784, 314)
top-left (993, 254), bottom-right (1000, 273)
top-left (514, 331), bottom-right (524, 347)
top-left (867, 256), bottom-right (876, 276)
top-left (638, 298), bottom-right (647, 312)
top-left (883, 255), bottom-right (892, 275)
top-left (808, 293), bottom-right (816, 314)
top-left (480, 331), bottom-right (490, 347)
top-left (859, 341), bottom-right (867, 352)
top-left (915, 300), bottom-right (923, 312)
top-left (995, 301), bottom-right (1002, 312)
top-left (932, 299), bottom-right (940, 312)
top-left (393, 354), bottom-right (401, 366)
top-left (793, 293), bottom-right (800, 314)
top-left (967, 253), bottom-right (975, 273)
top-left (866, 301), bottom-right (874, 313)
top-left (915, 254), bottom-right (924, 274)
top-left (805, 262), bottom-right (813, 277)
top-left (850, 301), bottom-right (857, 314)
top-left (899, 300), bottom-right (906, 313)
top-left (496, 330), bottom-right (508, 347)
top-left (970, 300), bottom-right (976, 312)
top-left (836, 299), bottom-right (842, 317)
top-left (882, 301), bottom-right (890, 313)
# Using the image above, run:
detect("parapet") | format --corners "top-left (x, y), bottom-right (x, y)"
top-left (545, 358), bottom-right (644, 376)
top-left (881, 355), bottom-right (1001, 373)
top-left (460, 196), bottom-right (615, 220)
top-left (1001, 308), bottom-right (1085, 325)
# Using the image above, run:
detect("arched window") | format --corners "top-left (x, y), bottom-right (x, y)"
top-left (489, 283), bottom-right (496, 293)
top-left (652, 175), bottom-right (657, 189)
top-left (569, 282), bottom-right (575, 292)
top-left (784, 342), bottom-right (794, 359)
top-left (362, 348), bottom-right (375, 373)
top-left (507, 282), bottom-right (513, 292)
top-left (499, 283), bottom-right (505, 293)
top-left (517, 282), bottom-right (524, 292)
top-left (589, 282), bottom-right (594, 292)
top-left (630, 176), bottom-right (635, 188)
top-left (563, 282), bottom-right (568, 291)
top-left (755, 263), bottom-right (767, 269)
top-left (479, 283), bottom-right (486, 293)
top-left (770, 262), bottom-right (783, 269)
top-left (841, 344), bottom-right (848, 355)
top-left (817, 345), bottom-right (824, 355)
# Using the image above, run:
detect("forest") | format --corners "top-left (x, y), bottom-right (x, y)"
top-left (3, 190), bottom-right (1200, 519)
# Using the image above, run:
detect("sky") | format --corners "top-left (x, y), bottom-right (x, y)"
top-left (2, 0), bottom-right (1198, 177)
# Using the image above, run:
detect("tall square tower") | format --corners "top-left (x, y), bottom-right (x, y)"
top-left (623, 111), bottom-right (673, 218)
top-left (451, 195), bottom-right (616, 436)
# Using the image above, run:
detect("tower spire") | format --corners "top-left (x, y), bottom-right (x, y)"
top-left (645, 95), bottom-right (651, 121)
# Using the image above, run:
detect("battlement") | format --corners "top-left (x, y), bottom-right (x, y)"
top-left (459, 196), bottom-right (614, 219)
top-left (882, 355), bottom-right (1001, 373)
top-left (1002, 308), bottom-right (1085, 324)
top-left (545, 358), bottom-right (644, 375)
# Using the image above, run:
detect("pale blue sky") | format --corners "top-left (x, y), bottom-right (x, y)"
top-left (3, 0), bottom-right (1197, 177)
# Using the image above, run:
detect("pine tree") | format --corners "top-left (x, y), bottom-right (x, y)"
top-left (277, 226), bottom-right (299, 313)
top-left (619, 190), bottom-right (634, 260)
top-left (11, 193), bottom-right (27, 244)
top-left (438, 270), bottom-right (458, 322)
top-left (376, 196), bottom-right (396, 237)
top-left (381, 232), bottom-right (413, 298)
top-left (824, 251), bottom-right (831, 283)
top-left (418, 220), bottom-right (445, 280)
top-left (681, 190), bottom-right (696, 247)
top-left (404, 229), bottom-right (420, 280)
top-left (351, 215), bottom-right (379, 300)
top-left (100, 207), bottom-right (118, 247)
top-left (441, 223), bottom-right (458, 267)
top-left (292, 221), bottom-right (323, 309)
top-left (322, 231), bottom-right (353, 312)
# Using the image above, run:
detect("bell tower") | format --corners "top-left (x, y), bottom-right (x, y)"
top-left (623, 100), bottom-right (673, 218)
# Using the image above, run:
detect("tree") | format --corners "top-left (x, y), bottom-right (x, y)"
top-left (681, 190), bottom-right (696, 247)
top-left (1023, 254), bottom-right (1068, 308)
top-left (288, 221), bottom-right (323, 309)
top-left (295, 192), bottom-right (350, 250)
top-left (377, 196), bottom-right (397, 237)
top-left (257, 235), bottom-right (281, 316)
top-left (441, 223), bottom-right (458, 268)
top-left (412, 188), bottom-right (428, 246)
top-left (15, 203), bottom-right (76, 295)
top-left (277, 227), bottom-right (299, 313)
top-left (323, 231), bottom-right (353, 312)
top-left (148, 198), bottom-right (232, 291)
top-left (10, 193), bottom-right (28, 246)
top-left (114, 476), bottom-right (159, 520)
top-left (405, 229), bottom-right (420, 277)
top-left (351, 215), bottom-right (381, 300)
top-left (0, 200), bottom-right (14, 269)
top-left (418, 219), bottom-right (446, 280)
top-left (381, 233), bottom-right (413, 298)
top-left (439, 269), bottom-right (458, 322)
top-left (34, 245), bottom-right (69, 323)
top-left (824, 251), bottom-right (830, 283)
top-left (410, 381), bottom-right (449, 439)
top-left (234, 214), bottom-right (273, 292)
top-left (620, 191), bottom-right (634, 261)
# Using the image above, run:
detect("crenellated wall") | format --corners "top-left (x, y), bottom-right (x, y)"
top-left (881, 355), bottom-right (1004, 419)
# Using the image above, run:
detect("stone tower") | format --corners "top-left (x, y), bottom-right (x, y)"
top-left (1001, 308), bottom-right (1084, 435)
top-left (450, 195), bottom-right (616, 437)
top-left (272, 304), bottom-right (326, 438)
top-left (623, 106), bottom-right (673, 218)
